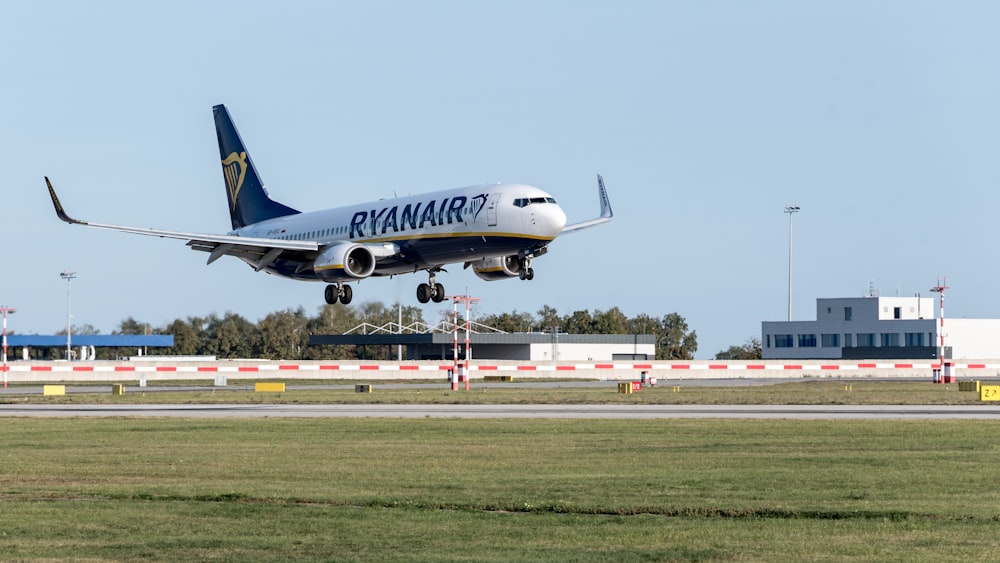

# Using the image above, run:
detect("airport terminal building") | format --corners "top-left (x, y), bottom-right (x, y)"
top-left (762, 295), bottom-right (1000, 360)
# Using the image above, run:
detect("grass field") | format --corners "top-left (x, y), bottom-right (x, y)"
top-left (2, 416), bottom-right (1000, 561)
top-left (0, 380), bottom-right (990, 405)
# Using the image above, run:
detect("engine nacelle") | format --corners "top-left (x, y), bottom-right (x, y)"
top-left (470, 255), bottom-right (520, 281)
top-left (313, 242), bottom-right (376, 282)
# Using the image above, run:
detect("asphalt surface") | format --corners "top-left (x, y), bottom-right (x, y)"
top-left (3, 404), bottom-right (1000, 419)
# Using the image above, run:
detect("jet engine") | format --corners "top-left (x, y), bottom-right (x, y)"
top-left (313, 242), bottom-right (376, 282)
top-left (470, 255), bottom-right (520, 281)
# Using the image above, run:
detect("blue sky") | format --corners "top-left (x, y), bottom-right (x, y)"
top-left (3, 1), bottom-right (998, 358)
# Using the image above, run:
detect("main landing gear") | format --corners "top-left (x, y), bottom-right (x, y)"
top-left (324, 283), bottom-right (353, 305)
top-left (416, 271), bottom-right (446, 304)
top-left (518, 257), bottom-right (534, 280)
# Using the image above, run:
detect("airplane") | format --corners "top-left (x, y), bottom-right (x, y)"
top-left (44, 104), bottom-right (613, 305)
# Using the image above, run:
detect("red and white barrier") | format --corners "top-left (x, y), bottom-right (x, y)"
top-left (1, 360), bottom-right (996, 383)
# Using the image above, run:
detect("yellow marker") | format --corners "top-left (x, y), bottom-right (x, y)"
top-left (43, 385), bottom-right (65, 396)
top-left (980, 385), bottom-right (1000, 401)
top-left (255, 382), bottom-right (285, 393)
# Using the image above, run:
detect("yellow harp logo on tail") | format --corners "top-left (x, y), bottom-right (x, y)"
top-left (221, 151), bottom-right (248, 209)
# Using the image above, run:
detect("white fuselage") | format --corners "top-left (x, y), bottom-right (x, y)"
top-left (233, 183), bottom-right (567, 280)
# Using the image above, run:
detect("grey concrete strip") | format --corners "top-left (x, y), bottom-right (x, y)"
top-left (3, 404), bottom-right (1000, 419)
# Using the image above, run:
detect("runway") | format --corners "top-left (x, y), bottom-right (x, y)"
top-left (3, 403), bottom-right (1000, 419)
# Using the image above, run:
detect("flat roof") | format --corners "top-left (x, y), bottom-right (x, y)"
top-left (309, 333), bottom-right (655, 346)
top-left (6, 335), bottom-right (174, 347)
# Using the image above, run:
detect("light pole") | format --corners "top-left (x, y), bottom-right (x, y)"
top-left (551, 326), bottom-right (561, 362)
top-left (784, 206), bottom-right (800, 321)
top-left (60, 270), bottom-right (76, 360)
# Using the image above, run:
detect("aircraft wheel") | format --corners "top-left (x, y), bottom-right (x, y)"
top-left (519, 269), bottom-right (527, 280)
top-left (432, 283), bottom-right (446, 303)
top-left (525, 267), bottom-right (534, 281)
top-left (417, 283), bottom-right (431, 304)
top-left (324, 285), bottom-right (338, 305)
top-left (340, 284), bottom-right (353, 305)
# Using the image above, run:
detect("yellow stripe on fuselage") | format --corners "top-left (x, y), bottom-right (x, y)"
top-left (353, 231), bottom-right (556, 245)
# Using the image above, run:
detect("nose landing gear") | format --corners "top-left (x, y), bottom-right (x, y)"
top-left (518, 257), bottom-right (534, 280)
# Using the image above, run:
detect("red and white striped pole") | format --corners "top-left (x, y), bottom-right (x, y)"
top-left (931, 278), bottom-right (949, 383)
top-left (1, 306), bottom-right (15, 389)
top-left (451, 298), bottom-right (459, 391)
top-left (464, 297), bottom-right (471, 391)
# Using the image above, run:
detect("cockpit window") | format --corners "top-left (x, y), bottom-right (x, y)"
top-left (513, 196), bottom-right (557, 208)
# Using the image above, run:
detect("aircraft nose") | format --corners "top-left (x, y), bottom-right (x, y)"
top-left (538, 204), bottom-right (567, 237)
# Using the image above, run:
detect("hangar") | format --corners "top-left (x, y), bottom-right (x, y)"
top-left (309, 332), bottom-right (655, 361)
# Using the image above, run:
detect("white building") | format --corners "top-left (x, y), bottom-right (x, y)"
top-left (762, 295), bottom-right (1000, 360)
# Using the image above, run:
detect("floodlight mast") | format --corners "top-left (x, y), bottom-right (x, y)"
top-left (60, 270), bottom-right (76, 360)
top-left (930, 277), bottom-right (949, 360)
top-left (784, 206), bottom-right (800, 321)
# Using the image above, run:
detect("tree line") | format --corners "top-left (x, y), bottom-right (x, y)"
top-left (23, 302), bottom-right (707, 361)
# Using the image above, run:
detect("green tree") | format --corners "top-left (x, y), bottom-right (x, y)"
top-left (160, 317), bottom-right (208, 356)
top-left (715, 337), bottom-right (762, 360)
top-left (590, 306), bottom-right (629, 335)
top-left (258, 308), bottom-right (308, 360)
top-left (626, 313), bottom-right (658, 335)
top-left (212, 312), bottom-right (260, 359)
top-left (536, 305), bottom-right (562, 331)
top-left (476, 310), bottom-right (535, 333)
top-left (658, 312), bottom-right (698, 360)
top-left (115, 317), bottom-right (150, 335)
top-left (562, 309), bottom-right (594, 334)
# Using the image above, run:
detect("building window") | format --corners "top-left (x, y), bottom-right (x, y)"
top-left (894, 307), bottom-right (901, 319)
top-left (881, 333), bottom-right (900, 347)
top-left (766, 334), bottom-right (771, 348)
top-left (844, 307), bottom-right (853, 321)
top-left (843, 333), bottom-right (853, 347)
top-left (821, 334), bottom-right (840, 347)
top-left (774, 334), bottom-right (793, 348)
top-left (905, 333), bottom-right (926, 347)
top-left (798, 334), bottom-right (817, 348)
top-left (857, 333), bottom-right (875, 347)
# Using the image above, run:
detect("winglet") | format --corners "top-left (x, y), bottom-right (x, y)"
top-left (561, 174), bottom-right (614, 233)
top-left (596, 174), bottom-right (613, 220)
top-left (44, 177), bottom-right (87, 225)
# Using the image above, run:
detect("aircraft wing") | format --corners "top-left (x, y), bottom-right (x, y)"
top-left (45, 177), bottom-right (317, 271)
top-left (561, 174), bottom-right (614, 233)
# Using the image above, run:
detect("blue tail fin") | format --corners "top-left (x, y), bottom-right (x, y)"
top-left (213, 104), bottom-right (299, 229)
